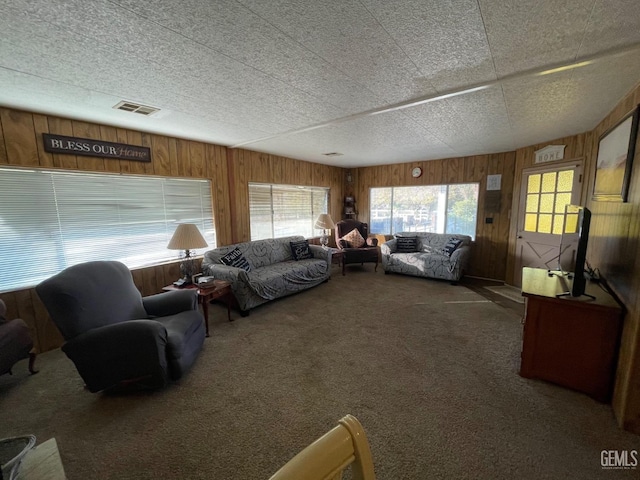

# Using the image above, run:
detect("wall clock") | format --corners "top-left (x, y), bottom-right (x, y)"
top-left (412, 167), bottom-right (422, 178)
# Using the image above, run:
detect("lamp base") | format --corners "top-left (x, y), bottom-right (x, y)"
top-left (320, 230), bottom-right (329, 248)
top-left (178, 250), bottom-right (197, 285)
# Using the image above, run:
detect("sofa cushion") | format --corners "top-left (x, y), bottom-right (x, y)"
top-left (342, 228), bottom-right (365, 248)
top-left (220, 247), bottom-right (252, 271)
top-left (290, 240), bottom-right (312, 260)
top-left (396, 236), bottom-right (418, 253)
top-left (442, 238), bottom-right (463, 257)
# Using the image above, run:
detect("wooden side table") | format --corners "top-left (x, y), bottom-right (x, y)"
top-left (162, 280), bottom-right (233, 337)
top-left (328, 248), bottom-right (344, 270)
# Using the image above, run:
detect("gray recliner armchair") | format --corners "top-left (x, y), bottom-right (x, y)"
top-left (36, 261), bottom-right (206, 393)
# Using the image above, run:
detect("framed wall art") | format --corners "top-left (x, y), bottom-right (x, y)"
top-left (592, 105), bottom-right (639, 202)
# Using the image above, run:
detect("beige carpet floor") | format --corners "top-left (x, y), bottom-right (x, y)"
top-left (1, 266), bottom-right (638, 479)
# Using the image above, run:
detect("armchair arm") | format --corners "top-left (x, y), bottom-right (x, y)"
top-left (143, 290), bottom-right (197, 317)
top-left (62, 319), bottom-right (169, 392)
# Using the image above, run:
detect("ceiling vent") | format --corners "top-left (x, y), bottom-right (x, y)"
top-left (322, 152), bottom-right (343, 157)
top-left (113, 101), bottom-right (160, 116)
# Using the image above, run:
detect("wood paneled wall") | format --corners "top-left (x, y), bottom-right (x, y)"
top-left (582, 83), bottom-right (640, 432)
top-left (0, 107), bottom-right (343, 353)
top-left (352, 153), bottom-right (516, 280)
top-left (226, 148), bottom-right (344, 243)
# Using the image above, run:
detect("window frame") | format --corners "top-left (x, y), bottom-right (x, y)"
top-left (0, 166), bottom-right (215, 293)
top-left (248, 182), bottom-right (330, 240)
top-left (369, 183), bottom-right (480, 239)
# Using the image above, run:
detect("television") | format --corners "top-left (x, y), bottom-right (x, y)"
top-left (556, 205), bottom-right (593, 299)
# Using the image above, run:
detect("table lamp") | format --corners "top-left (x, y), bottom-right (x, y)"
top-left (314, 213), bottom-right (335, 248)
top-left (167, 223), bottom-right (208, 286)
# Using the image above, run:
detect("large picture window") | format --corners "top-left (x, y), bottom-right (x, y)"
top-left (249, 183), bottom-right (329, 240)
top-left (370, 184), bottom-right (479, 239)
top-left (0, 167), bottom-right (215, 292)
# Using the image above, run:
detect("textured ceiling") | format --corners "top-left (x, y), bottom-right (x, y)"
top-left (1, 0), bottom-right (640, 167)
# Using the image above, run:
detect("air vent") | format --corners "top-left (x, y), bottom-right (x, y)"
top-left (113, 101), bottom-right (160, 116)
top-left (322, 152), bottom-right (343, 157)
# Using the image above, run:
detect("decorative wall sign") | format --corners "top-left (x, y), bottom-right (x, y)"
top-left (43, 134), bottom-right (151, 162)
top-left (534, 145), bottom-right (566, 164)
top-left (593, 105), bottom-right (639, 202)
top-left (486, 174), bottom-right (502, 191)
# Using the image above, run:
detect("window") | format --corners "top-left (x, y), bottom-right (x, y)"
top-left (370, 184), bottom-right (479, 239)
top-left (0, 167), bottom-right (215, 292)
top-left (249, 183), bottom-right (329, 240)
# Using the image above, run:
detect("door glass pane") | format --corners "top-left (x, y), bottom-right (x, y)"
top-left (553, 215), bottom-right (564, 234)
top-left (527, 174), bottom-right (541, 194)
top-left (525, 214), bottom-right (537, 232)
top-left (541, 172), bottom-right (557, 192)
top-left (557, 170), bottom-right (574, 191)
top-left (538, 214), bottom-right (552, 233)
top-left (539, 193), bottom-right (554, 213)
top-left (526, 194), bottom-right (539, 212)
top-left (555, 192), bottom-right (571, 213)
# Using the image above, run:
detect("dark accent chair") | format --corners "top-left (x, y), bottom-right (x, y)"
top-left (0, 299), bottom-right (37, 377)
top-left (334, 220), bottom-right (379, 275)
top-left (36, 261), bottom-right (206, 393)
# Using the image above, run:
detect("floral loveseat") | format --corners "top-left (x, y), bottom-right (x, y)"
top-left (380, 232), bottom-right (472, 283)
top-left (202, 236), bottom-right (331, 316)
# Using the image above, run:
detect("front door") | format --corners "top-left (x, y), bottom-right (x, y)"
top-left (513, 161), bottom-right (583, 287)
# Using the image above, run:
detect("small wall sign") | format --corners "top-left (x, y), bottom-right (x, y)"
top-left (487, 174), bottom-right (502, 191)
top-left (43, 134), bottom-right (151, 162)
top-left (534, 145), bottom-right (566, 164)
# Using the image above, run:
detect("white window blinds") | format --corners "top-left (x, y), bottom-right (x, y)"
top-left (0, 167), bottom-right (215, 292)
top-left (248, 183), bottom-right (329, 240)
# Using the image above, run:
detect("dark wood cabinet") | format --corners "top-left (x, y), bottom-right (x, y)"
top-left (520, 267), bottom-right (624, 403)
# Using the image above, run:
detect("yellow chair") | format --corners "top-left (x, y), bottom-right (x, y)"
top-left (269, 414), bottom-right (376, 480)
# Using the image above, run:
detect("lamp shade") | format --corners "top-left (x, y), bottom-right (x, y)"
top-left (314, 213), bottom-right (335, 230)
top-left (167, 223), bottom-right (208, 250)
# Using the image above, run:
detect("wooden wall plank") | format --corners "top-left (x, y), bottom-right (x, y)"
top-left (189, 140), bottom-right (205, 178)
top-left (0, 110), bottom-right (8, 164)
top-left (0, 109), bottom-right (39, 166)
top-left (32, 114), bottom-right (54, 167)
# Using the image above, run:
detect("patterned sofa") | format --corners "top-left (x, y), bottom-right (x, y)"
top-left (380, 232), bottom-right (472, 283)
top-left (202, 236), bottom-right (331, 316)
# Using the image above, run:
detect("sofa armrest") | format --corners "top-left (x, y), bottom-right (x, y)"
top-left (201, 263), bottom-right (250, 284)
top-left (449, 245), bottom-right (471, 264)
top-left (143, 290), bottom-right (198, 317)
top-left (309, 244), bottom-right (331, 263)
top-left (380, 239), bottom-right (397, 256)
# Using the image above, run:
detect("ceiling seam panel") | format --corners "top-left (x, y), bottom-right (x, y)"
top-left (477, 0), bottom-right (514, 149)
top-left (232, 0), bottom-right (416, 110)
top-left (105, 0), bottom-right (376, 120)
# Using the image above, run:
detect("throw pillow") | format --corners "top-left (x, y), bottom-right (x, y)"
top-left (342, 228), bottom-right (365, 248)
top-left (396, 236), bottom-right (418, 253)
top-left (290, 240), bottom-right (312, 261)
top-left (220, 247), bottom-right (252, 272)
top-left (442, 238), bottom-right (463, 257)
